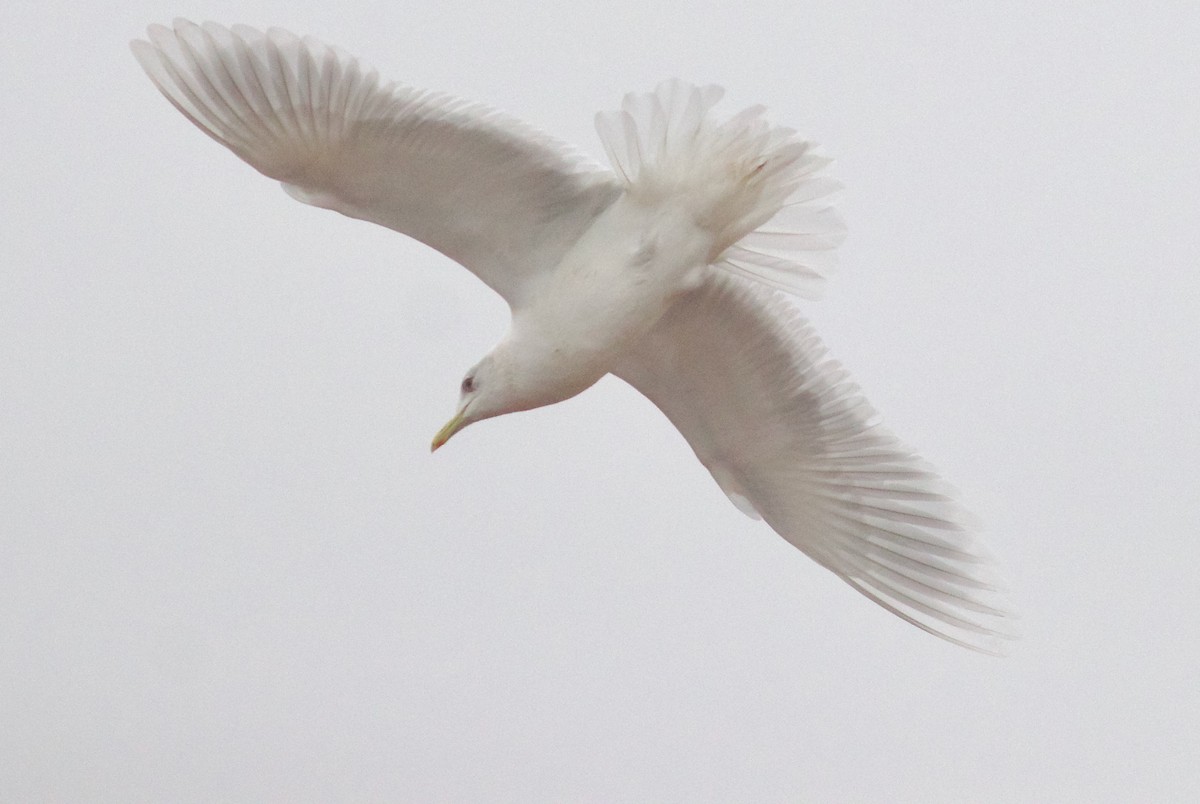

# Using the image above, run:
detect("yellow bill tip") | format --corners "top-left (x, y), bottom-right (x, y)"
top-left (431, 409), bottom-right (467, 452)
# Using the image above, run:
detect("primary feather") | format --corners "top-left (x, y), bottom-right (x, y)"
top-left (133, 21), bottom-right (1013, 652)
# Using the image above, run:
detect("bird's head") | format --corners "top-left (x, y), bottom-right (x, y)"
top-left (430, 354), bottom-right (508, 452)
top-left (430, 330), bottom-right (601, 452)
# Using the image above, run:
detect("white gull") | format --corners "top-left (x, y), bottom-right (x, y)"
top-left (132, 20), bottom-right (1013, 652)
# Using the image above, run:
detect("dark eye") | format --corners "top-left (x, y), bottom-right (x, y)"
top-left (461, 375), bottom-right (475, 394)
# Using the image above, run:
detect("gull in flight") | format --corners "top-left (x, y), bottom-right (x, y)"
top-left (132, 20), bottom-right (1012, 653)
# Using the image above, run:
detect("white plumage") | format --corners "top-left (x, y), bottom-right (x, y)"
top-left (132, 20), bottom-right (1013, 653)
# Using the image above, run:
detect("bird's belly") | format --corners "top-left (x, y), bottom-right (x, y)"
top-left (527, 195), bottom-right (715, 375)
top-left (543, 263), bottom-right (696, 367)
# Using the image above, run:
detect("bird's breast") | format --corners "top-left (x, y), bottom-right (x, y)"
top-left (521, 195), bottom-right (716, 381)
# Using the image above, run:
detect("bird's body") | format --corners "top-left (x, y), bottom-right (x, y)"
top-left (517, 198), bottom-right (713, 398)
top-left (133, 20), bottom-right (1013, 653)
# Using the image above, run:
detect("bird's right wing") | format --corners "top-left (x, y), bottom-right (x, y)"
top-left (613, 274), bottom-right (1013, 653)
top-left (131, 20), bottom-right (621, 306)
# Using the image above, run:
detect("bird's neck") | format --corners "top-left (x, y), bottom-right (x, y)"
top-left (492, 324), bottom-right (607, 414)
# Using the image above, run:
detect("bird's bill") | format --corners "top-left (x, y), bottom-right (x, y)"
top-left (431, 408), bottom-right (468, 452)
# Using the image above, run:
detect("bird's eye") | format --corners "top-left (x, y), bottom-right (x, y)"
top-left (461, 375), bottom-right (475, 394)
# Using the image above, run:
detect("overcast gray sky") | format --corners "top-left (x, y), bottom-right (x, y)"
top-left (3, 1), bottom-right (1198, 801)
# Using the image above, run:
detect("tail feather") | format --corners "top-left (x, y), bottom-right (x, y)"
top-left (594, 80), bottom-right (845, 299)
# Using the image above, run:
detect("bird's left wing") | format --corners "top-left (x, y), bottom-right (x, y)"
top-left (613, 274), bottom-right (1014, 653)
top-left (131, 20), bottom-right (621, 306)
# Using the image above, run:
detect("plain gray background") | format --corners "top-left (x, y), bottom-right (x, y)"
top-left (3, 1), bottom-right (1198, 801)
